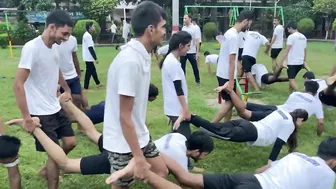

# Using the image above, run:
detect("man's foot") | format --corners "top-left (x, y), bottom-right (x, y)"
top-left (96, 84), bottom-right (104, 88)
top-left (190, 166), bottom-right (205, 173)
top-left (83, 89), bottom-right (94, 93)
top-left (196, 82), bottom-right (201, 87)
top-left (37, 166), bottom-right (47, 180)
top-left (106, 158), bottom-right (135, 184)
top-left (327, 75), bottom-right (336, 86)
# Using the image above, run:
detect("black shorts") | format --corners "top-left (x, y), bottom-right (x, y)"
top-left (217, 77), bottom-right (237, 101)
top-left (60, 76), bottom-right (82, 95)
top-left (287, 65), bottom-right (303, 79)
top-left (85, 101), bottom-right (105, 124)
top-left (242, 55), bottom-right (256, 73)
top-left (203, 173), bottom-right (262, 189)
top-left (261, 73), bottom-right (275, 85)
top-left (270, 48), bottom-right (282, 59)
top-left (32, 109), bottom-right (74, 152)
top-left (246, 102), bottom-right (278, 121)
top-left (167, 115), bottom-right (191, 139)
top-left (80, 151), bottom-right (110, 175)
top-left (238, 48), bottom-right (244, 61)
top-left (319, 91), bottom-right (336, 107)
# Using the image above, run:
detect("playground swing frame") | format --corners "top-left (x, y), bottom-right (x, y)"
top-left (184, 5), bottom-right (285, 27)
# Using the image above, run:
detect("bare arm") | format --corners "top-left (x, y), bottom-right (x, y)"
top-left (147, 171), bottom-right (182, 189)
top-left (13, 69), bottom-right (31, 120)
top-left (195, 38), bottom-right (200, 54)
top-left (303, 48), bottom-right (311, 71)
top-left (119, 95), bottom-right (144, 158)
top-left (161, 153), bottom-right (204, 189)
top-left (7, 166), bottom-right (21, 189)
top-left (316, 119), bottom-right (324, 136)
top-left (265, 42), bottom-right (271, 54)
top-left (59, 69), bottom-right (71, 93)
top-left (72, 52), bottom-right (81, 78)
top-left (229, 54), bottom-right (236, 83)
top-left (329, 64), bottom-right (336, 76)
top-left (279, 45), bottom-right (292, 65)
top-left (270, 34), bottom-right (277, 46)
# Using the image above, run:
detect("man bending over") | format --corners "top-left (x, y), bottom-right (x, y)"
top-left (251, 63), bottom-right (288, 89)
top-left (106, 137), bottom-right (336, 189)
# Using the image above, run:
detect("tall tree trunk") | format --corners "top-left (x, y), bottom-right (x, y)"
top-left (210, 0), bottom-right (217, 22)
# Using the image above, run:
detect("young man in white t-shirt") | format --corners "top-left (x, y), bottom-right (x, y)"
top-left (82, 22), bottom-right (102, 91)
top-left (106, 21), bottom-right (117, 43)
top-left (204, 51), bottom-right (218, 74)
top-left (251, 63), bottom-right (288, 89)
top-left (279, 21), bottom-right (310, 93)
top-left (270, 17), bottom-right (284, 72)
top-left (212, 10), bottom-right (254, 123)
top-left (107, 137), bottom-right (336, 189)
top-left (181, 14), bottom-right (201, 85)
top-left (55, 35), bottom-right (82, 108)
top-left (241, 25), bottom-right (271, 92)
top-left (103, 2), bottom-right (168, 188)
top-left (303, 72), bottom-right (336, 107)
top-left (13, 10), bottom-right (76, 188)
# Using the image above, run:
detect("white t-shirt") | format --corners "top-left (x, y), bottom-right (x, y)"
top-left (157, 44), bottom-right (169, 55)
top-left (193, 24), bottom-right (202, 42)
top-left (18, 36), bottom-right (61, 115)
top-left (287, 32), bottom-right (307, 65)
top-left (249, 110), bottom-right (295, 146)
top-left (277, 92), bottom-right (324, 119)
top-left (271, 25), bottom-right (284, 49)
top-left (82, 31), bottom-right (95, 62)
top-left (312, 79), bottom-right (328, 98)
top-left (162, 53), bottom-right (188, 117)
top-left (182, 24), bottom-right (198, 54)
top-left (251, 64), bottom-right (269, 88)
top-left (217, 28), bottom-right (239, 79)
top-left (103, 39), bottom-right (151, 153)
top-left (242, 31), bottom-right (269, 58)
top-left (111, 24), bottom-right (117, 33)
top-left (205, 54), bottom-right (219, 65)
top-left (154, 133), bottom-right (188, 171)
top-left (56, 35), bottom-right (78, 80)
top-left (122, 22), bottom-right (130, 40)
top-left (255, 153), bottom-right (335, 189)
top-left (238, 31), bottom-right (246, 48)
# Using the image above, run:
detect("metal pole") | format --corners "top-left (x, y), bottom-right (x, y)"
top-left (274, 0), bottom-right (280, 18)
top-left (172, 0), bottom-right (179, 34)
top-left (5, 12), bottom-right (13, 58)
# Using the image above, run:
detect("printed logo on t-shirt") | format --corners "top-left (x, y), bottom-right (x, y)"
top-left (295, 153), bottom-right (320, 166)
top-left (296, 93), bottom-right (313, 103)
top-left (249, 33), bottom-right (260, 39)
top-left (277, 110), bottom-right (288, 120)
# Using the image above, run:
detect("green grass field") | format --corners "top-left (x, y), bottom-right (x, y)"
top-left (0, 41), bottom-right (335, 189)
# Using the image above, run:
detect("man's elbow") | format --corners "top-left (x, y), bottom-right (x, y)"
top-left (13, 80), bottom-right (23, 93)
top-left (120, 112), bottom-right (132, 127)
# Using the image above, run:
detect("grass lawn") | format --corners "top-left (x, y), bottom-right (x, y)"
top-left (0, 41), bottom-right (335, 189)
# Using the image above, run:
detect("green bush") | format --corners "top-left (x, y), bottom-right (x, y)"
top-left (297, 18), bottom-right (315, 34)
top-left (333, 18), bottom-right (336, 31)
top-left (203, 22), bottom-right (218, 41)
top-left (0, 22), bottom-right (11, 34)
top-left (12, 22), bottom-right (37, 43)
top-left (0, 33), bottom-right (8, 48)
top-left (73, 19), bottom-right (101, 44)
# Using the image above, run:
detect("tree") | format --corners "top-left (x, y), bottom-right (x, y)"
top-left (22, 0), bottom-right (54, 11)
top-left (313, 0), bottom-right (336, 39)
top-left (283, 0), bottom-right (314, 23)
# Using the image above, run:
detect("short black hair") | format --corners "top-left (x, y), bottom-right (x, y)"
top-left (274, 16), bottom-right (280, 21)
top-left (236, 10), bottom-right (254, 23)
top-left (302, 71), bottom-right (315, 80)
top-left (304, 80), bottom-right (319, 95)
top-left (253, 24), bottom-right (262, 32)
top-left (204, 51), bottom-right (210, 56)
top-left (186, 131), bottom-right (214, 153)
top-left (149, 83), bottom-right (159, 98)
top-left (46, 10), bottom-right (74, 28)
top-left (115, 45), bottom-right (120, 50)
top-left (131, 1), bottom-right (166, 37)
top-left (191, 18), bottom-right (197, 22)
top-left (286, 21), bottom-right (297, 30)
top-left (185, 14), bottom-right (192, 19)
top-left (317, 137), bottom-right (336, 160)
top-left (86, 21), bottom-right (94, 31)
top-left (0, 136), bottom-right (21, 159)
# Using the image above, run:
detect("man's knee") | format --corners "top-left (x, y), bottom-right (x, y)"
top-left (62, 137), bottom-right (76, 151)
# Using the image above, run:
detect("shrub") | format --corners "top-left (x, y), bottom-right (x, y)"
top-left (297, 18), bottom-right (315, 34)
top-left (203, 22), bottom-right (218, 41)
top-left (0, 22), bottom-right (11, 34)
top-left (73, 19), bottom-right (101, 44)
top-left (12, 22), bottom-right (37, 43)
top-left (333, 18), bottom-right (336, 31)
top-left (0, 33), bottom-right (8, 48)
